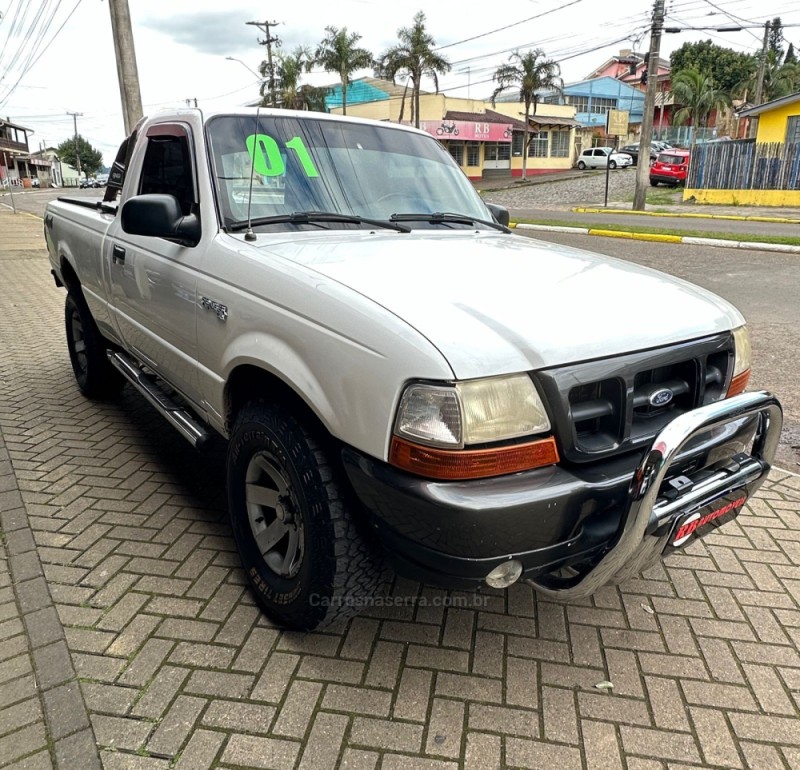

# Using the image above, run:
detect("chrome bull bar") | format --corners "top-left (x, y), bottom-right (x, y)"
top-left (528, 391), bottom-right (783, 600)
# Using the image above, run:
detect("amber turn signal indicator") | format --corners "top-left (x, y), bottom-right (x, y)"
top-left (389, 436), bottom-right (560, 480)
top-left (727, 368), bottom-right (751, 398)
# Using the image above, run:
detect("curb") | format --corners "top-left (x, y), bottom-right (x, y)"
top-left (572, 207), bottom-right (800, 225)
top-left (512, 222), bottom-right (800, 254)
top-left (0, 422), bottom-right (101, 769)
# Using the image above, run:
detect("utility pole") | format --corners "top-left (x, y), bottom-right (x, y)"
top-left (67, 111), bottom-right (83, 178)
top-left (108, 0), bottom-right (143, 133)
top-left (749, 21), bottom-right (771, 138)
top-left (246, 20), bottom-right (281, 107)
top-left (632, 0), bottom-right (665, 211)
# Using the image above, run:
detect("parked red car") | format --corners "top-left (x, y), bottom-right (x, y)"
top-left (650, 149), bottom-right (690, 187)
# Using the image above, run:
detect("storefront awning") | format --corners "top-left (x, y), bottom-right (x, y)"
top-left (528, 115), bottom-right (581, 128)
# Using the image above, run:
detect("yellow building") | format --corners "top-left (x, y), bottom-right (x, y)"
top-left (739, 91), bottom-right (800, 144)
top-left (684, 92), bottom-right (800, 206)
top-left (330, 84), bottom-right (580, 180)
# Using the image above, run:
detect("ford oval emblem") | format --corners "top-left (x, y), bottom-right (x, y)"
top-left (650, 388), bottom-right (674, 407)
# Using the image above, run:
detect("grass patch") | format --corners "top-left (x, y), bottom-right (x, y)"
top-left (514, 218), bottom-right (800, 247)
top-left (619, 187), bottom-right (684, 206)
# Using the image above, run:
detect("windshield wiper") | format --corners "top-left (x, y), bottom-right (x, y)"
top-left (228, 211), bottom-right (411, 233)
top-left (389, 212), bottom-right (511, 233)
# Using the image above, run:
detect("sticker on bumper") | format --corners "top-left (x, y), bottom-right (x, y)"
top-left (669, 493), bottom-right (747, 549)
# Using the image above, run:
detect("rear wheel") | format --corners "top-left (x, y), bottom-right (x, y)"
top-left (65, 292), bottom-right (124, 399)
top-left (227, 401), bottom-right (389, 630)
top-left (650, 180), bottom-right (659, 187)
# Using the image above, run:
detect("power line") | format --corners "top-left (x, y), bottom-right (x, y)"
top-left (434, 0), bottom-right (586, 51)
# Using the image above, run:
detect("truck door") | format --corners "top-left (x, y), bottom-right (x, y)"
top-left (105, 122), bottom-right (203, 409)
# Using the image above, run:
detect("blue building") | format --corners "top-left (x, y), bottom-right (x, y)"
top-left (540, 76), bottom-right (645, 131)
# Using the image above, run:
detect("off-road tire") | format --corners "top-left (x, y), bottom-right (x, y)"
top-left (227, 401), bottom-right (389, 630)
top-left (65, 292), bottom-right (124, 399)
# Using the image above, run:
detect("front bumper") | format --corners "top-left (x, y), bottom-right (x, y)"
top-left (343, 392), bottom-right (782, 594)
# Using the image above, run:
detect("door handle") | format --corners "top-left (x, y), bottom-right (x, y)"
top-left (112, 244), bottom-right (126, 265)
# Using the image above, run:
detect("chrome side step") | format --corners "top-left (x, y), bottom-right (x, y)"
top-left (107, 350), bottom-right (212, 450)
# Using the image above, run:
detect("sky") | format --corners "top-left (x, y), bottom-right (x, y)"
top-left (1, 0), bottom-right (799, 165)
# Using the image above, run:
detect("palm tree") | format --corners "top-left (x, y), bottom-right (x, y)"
top-left (671, 68), bottom-right (732, 149)
top-left (491, 49), bottom-right (563, 179)
top-left (740, 59), bottom-right (800, 103)
top-left (314, 27), bottom-right (373, 115)
top-left (377, 12), bottom-right (451, 128)
top-left (265, 47), bottom-right (326, 111)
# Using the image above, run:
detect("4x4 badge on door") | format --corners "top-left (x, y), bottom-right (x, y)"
top-left (200, 297), bottom-right (228, 321)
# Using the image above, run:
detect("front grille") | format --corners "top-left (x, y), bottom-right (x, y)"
top-left (535, 335), bottom-right (734, 463)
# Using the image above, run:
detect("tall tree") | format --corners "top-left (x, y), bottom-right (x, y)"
top-left (314, 26), bottom-right (372, 116)
top-left (670, 40), bottom-right (755, 95)
top-left (264, 46), bottom-right (327, 111)
top-left (378, 12), bottom-right (451, 128)
top-left (55, 135), bottom-right (103, 178)
top-left (785, 42), bottom-right (796, 65)
top-left (491, 49), bottom-right (562, 179)
top-left (769, 17), bottom-right (784, 63)
top-left (670, 68), bottom-right (732, 150)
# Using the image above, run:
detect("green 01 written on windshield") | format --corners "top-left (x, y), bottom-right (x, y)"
top-left (246, 134), bottom-right (320, 178)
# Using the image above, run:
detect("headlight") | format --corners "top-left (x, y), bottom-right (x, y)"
top-left (394, 374), bottom-right (550, 448)
top-left (732, 325), bottom-right (751, 377)
top-left (728, 325), bottom-right (751, 397)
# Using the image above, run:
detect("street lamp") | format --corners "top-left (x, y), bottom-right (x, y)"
top-left (225, 56), bottom-right (263, 83)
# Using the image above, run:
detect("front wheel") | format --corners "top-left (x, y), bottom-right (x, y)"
top-left (65, 293), bottom-right (124, 399)
top-left (577, 161), bottom-right (586, 170)
top-left (227, 401), bottom-right (389, 630)
top-left (609, 160), bottom-right (617, 170)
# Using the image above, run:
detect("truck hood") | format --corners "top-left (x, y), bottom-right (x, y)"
top-left (254, 230), bottom-right (744, 379)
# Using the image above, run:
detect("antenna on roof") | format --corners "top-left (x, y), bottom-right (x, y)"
top-left (244, 105), bottom-right (261, 242)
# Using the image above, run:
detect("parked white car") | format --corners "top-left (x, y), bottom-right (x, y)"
top-left (577, 147), bottom-right (633, 170)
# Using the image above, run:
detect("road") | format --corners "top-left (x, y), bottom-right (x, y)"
top-left (518, 229), bottom-right (800, 471)
top-left (0, 185), bottom-right (100, 218)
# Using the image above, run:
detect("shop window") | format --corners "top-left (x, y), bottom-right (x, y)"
top-left (528, 131), bottom-right (549, 157)
top-left (466, 142), bottom-right (480, 166)
top-left (551, 130), bottom-right (570, 158)
top-left (511, 132), bottom-right (523, 156)
top-left (566, 96), bottom-right (616, 115)
top-left (448, 142), bottom-right (465, 165)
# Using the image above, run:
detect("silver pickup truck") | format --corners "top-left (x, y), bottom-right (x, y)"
top-left (45, 108), bottom-right (782, 630)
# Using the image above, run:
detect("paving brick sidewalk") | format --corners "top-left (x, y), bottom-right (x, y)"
top-left (1, 207), bottom-right (799, 769)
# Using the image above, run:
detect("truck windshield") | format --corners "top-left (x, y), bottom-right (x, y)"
top-left (206, 114), bottom-right (492, 231)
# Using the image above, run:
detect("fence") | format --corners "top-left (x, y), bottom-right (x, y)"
top-left (687, 140), bottom-right (800, 190)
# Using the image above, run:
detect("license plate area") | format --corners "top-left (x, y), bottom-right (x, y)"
top-left (664, 488), bottom-right (749, 553)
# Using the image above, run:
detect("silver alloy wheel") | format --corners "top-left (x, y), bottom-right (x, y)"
top-left (70, 312), bottom-right (88, 374)
top-left (245, 452), bottom-right (304, 578)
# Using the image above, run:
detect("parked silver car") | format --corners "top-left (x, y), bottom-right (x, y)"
top-left (577, 147), bottom-right (633, 170)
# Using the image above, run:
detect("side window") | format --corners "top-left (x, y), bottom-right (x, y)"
top-left (139, 126), bottom-right (197, 216)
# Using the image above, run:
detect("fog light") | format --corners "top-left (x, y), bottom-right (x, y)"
top-left (486, 560), bottom-right (523, 589)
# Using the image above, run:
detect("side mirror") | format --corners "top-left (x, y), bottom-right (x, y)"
top-left (485, 203), bottom-right (510, 227)
top-left (121, 194), bottom-right (200, 247)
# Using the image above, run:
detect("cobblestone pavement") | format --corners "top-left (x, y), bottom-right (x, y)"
top-left (481, 169), bottom-right (649, 210)
top-left (1, 208), bottom-right (800, 769)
